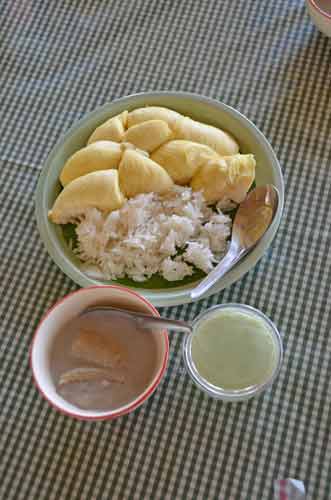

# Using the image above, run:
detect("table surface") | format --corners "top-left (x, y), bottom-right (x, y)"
top-left (1, 1), bottom-right (330, 499)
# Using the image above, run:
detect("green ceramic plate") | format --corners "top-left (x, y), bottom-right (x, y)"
top-left (35, 92), bottom-right (284, 307)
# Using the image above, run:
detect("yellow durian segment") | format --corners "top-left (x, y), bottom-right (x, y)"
top-left (119, 150), bottom-right (173, 198)
top-left (123, 120), bottom-right (172, 153)
top-left (174, 116), bottom-right (239, 156)
top-left (87, 111), bottom-right (128, 144)
top-left (127, 106), bottom-right (181, 128)
top-left (120, 141), bottom-right (150, 157)
top-left (49, 170), bottom-right (125, 224)
top-left (191, 154), bottom-right (255, 203)
top-left (59, 141), bottom-right (122, 186)
top-left (191, 158), bottom-right (228, 203)
top-left (223, 154), bottom-right (256, 203)
top-left (151, 140), bottom-right (216, 185)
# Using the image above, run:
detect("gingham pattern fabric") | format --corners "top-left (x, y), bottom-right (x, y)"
top-left (0, 1), bottom-right (330, 498)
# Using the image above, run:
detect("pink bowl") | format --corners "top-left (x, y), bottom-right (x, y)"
top-left (306, 0), bottom-right (331, 36)
top-left (30, 286), bottom-right (169, 420)
top-left (308, 0), bottom-right (331, 19)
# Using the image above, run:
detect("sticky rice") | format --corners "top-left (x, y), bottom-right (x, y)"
top-left (75, 186), bottom-right (231, 282)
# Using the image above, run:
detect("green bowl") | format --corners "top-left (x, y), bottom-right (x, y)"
top-left (35, 91), bottom-right (284, 307)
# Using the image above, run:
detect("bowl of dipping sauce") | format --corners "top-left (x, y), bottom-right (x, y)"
top-left (30, 286), bottom-right (169, 420)
top-left (183, 304), bottom-right (282, 402)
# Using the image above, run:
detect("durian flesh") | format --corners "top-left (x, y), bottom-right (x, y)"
top-left (49, 170), bottom-right (125, 224)
top-left (223, 154), bottom-right (256, 203)
top-left (87, 111), bottom-right (128, 144)
top-left (119, 150), bottom-right (173, 198)
top-left (151, 140), bottom-right (216, 185)
top-left (123, 119), bottom-right (172, 153)
top-left (60, 141), bottom-right (122, 186)
top-left (127, 106), bottom-right (180, 128)
top-left (174, 116), bottom-right (239, 156)
top-left (191, 154), bottom-right (256, 203)
top-left (49, 106), bottom-right (255, 227)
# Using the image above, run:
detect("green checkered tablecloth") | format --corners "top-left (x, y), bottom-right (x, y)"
top-left (1, 1), bottom-right (330, 498)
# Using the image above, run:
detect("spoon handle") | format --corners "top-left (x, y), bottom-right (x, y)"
top-left (82, 306), bottom-right (192, 334)
top-left (190, 245), bottom-right (247, 300)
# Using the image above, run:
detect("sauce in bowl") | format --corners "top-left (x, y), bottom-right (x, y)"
top-left (192, 308), bottom-right (278, 390)
top-left (50, 309), bottom-right (159, 411)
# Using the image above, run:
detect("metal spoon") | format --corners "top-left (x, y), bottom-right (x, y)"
top-left (81, 306), bottom-right (192, 334)
top-left (190, 184), bottom-right (279, 300)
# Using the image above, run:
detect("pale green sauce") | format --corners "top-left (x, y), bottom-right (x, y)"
top-left (191, 309), bottom-right (278, 390)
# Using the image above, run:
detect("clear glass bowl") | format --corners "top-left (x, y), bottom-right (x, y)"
top-left (182, 303), bottom-right (283, 402)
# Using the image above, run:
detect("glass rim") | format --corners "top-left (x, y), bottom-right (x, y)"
top-left (183, 303), bottom-right (283, 401)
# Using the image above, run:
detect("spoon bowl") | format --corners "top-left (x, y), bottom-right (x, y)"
top-left (234, 184), bottom-right (278, 249)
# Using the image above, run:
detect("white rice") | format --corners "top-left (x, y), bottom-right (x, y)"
top-left (75, 186), bottom-right (232, 282)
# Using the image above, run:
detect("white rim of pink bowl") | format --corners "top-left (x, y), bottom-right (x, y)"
top-left (308, 0), bottom-right (331, 19)
top-left (30, 285), bottom-right (169, 421)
